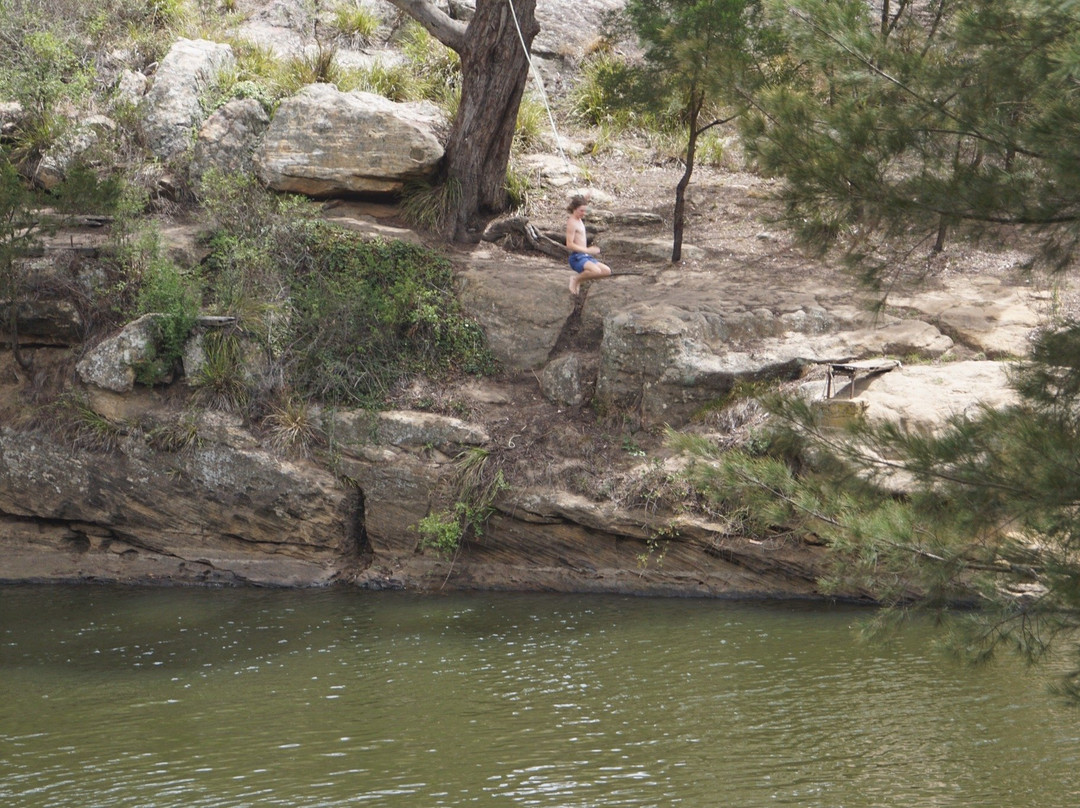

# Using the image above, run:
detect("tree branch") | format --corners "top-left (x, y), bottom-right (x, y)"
top-left (788, 8), bottom-right (1044, 161)
top-left (382, 0), bottom-right (468, 53)
top-left (694, 112), bottom-right (741, 138)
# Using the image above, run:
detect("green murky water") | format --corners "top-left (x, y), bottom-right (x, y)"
top-left (2, 586), bottom-right (1078, 807)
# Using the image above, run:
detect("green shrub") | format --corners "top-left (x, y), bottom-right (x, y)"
top-left (134, 256), bottom-right (202, 384)
top-left (416, 449), bottom-right (508, 556)
top-left (572, 51), bottom-right (653, 130)
top-left (340, 60), bottom-right (416, 101)
top-left (191, 330), bottom-right (249, 411)
top-left (696, 131), bottom-right (726, 167)
top-left (399, 22), bottom-right (457, 80)
top-left (198, 170), bottom-right (313, 318)
top-left (416, 510), bottom-right (463, 555)
top-left (146, 0), bottom-right (190, 30)
top-left (146, 412), bottom-right (201, 453)
top-left (0, 25), bottom-right (92, 166)
top-left (400, 177), bottom-right (462, 232)
top-left (228, 37), bottom-right (288, 101)
top-left (331, 1), bottom-right (380, 45)
top-left (336, 21), bottom-right (459, 108)
top-left (56, 392), bottom-right (127, 452)
top-left (282, 42), bottom-right (342, 95)
top-left (202, 64), bottom-right (278, 115)
top-left (263, 395), bottom-right (324, 457)
top-left (400, 22), bottom-right (460, 105)
top-left (513, 92), bottom-right (548, 153)
top-left (198, 180), bottom-right (495, 409)
top-left (504, 161), bottom-right (538, 211)
top-left (282, 223), bottom-right (496, 405)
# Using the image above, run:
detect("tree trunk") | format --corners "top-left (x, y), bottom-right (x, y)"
top-left (933, 215), bottom-right (948, 253)
top-left (384, 0), bottom-right (539, 241)
top-left (6, 300), bottom-right (31, 371)
top-left (672, 89), bottom-right (703, 263)
top-left (444, 0), bottom-right (538, 241)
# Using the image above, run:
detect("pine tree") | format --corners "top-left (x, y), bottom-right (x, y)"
top-left (672, 1), bottom-right (1080, 694)
top-left (620, 0), bottom-right (786, 260)
top-left (674, 325), bottom-right (1080, 696)
top-left (744, 0), bottom-right (1080, 279)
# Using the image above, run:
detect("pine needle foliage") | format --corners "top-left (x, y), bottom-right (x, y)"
top-left (671, 326), bottom-right (1080, 696)
top-left (572, 51), bottom-right (658, 130)
top-left (745, 0), bottom-right (1080, 277)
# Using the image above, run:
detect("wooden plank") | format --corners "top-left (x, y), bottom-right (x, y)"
top-left (825, 359), bottom-right (901, 399)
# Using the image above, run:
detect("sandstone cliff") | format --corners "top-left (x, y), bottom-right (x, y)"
top-left (0, 0), bottom-right (1056, 597)
top-left (0, 177), bottom-right (1043, 596)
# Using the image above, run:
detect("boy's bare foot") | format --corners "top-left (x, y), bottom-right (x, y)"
top-left (568, 276), bottom-right (580, 295)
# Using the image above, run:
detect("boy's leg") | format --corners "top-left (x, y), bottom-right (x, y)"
top-left (583, 260), bottom-right (612, 279)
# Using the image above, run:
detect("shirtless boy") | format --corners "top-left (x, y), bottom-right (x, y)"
top-left (565, 193), bottom-right (612, 296)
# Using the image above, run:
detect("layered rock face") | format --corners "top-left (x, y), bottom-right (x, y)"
top-left (0, 221), bottom-right (1035, 595)
top-left (0, 412), bottom-right (354, 587)
top-left (0, 27), bottom-right (1046, 597)
top-left (0, 384), bottom-right (836, 597)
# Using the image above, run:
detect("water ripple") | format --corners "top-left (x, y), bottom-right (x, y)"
top-left (1, 588), bottom-right (1078, 807)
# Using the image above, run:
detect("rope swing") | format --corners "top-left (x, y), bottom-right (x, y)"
top-left (506, 0), bottom-right (572, 173)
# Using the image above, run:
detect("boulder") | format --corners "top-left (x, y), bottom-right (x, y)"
top-left (541, 352), bottom-right (596, 407)
top-left (597, 303), bottom-right (747, 424)
top-left (595, 302), bottom-right (957, 426)
top-left (253, 84), bottom-right (446, 196)
top-left (457, 252), bottom-right (575, 371)
top-left (603, 234), bottom-right (704, 263)
top-left (76, 313), bottom-right (162, 394)
top-left (36, 115), bottom-right (116, 190)
top-left (611, 211), bottom-right (664, 228)
top-left (142, 38), bottom-right (236, 161)
top-left (855, 360), bottom-right (1018, 433)
top-left (114, 69), bottom-right (148, 106)
top-left (191, 97), bottom-right (271, 182)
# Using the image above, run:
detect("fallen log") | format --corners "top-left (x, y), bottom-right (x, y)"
top-left (482, 216), bottom-right (568, 260)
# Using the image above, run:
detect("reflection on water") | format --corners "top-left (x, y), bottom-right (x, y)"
top-left (2, 586), bottom-right (1079, 807)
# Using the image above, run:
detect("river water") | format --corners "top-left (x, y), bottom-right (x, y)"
top-left (1, 585), bottom-right (1078, 807)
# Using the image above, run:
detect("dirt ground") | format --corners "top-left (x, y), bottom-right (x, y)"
top-left (384, 120), bottom-right (1074, 508)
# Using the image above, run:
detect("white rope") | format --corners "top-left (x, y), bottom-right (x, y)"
top-left (506, 0), bottom-right (572, 172)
